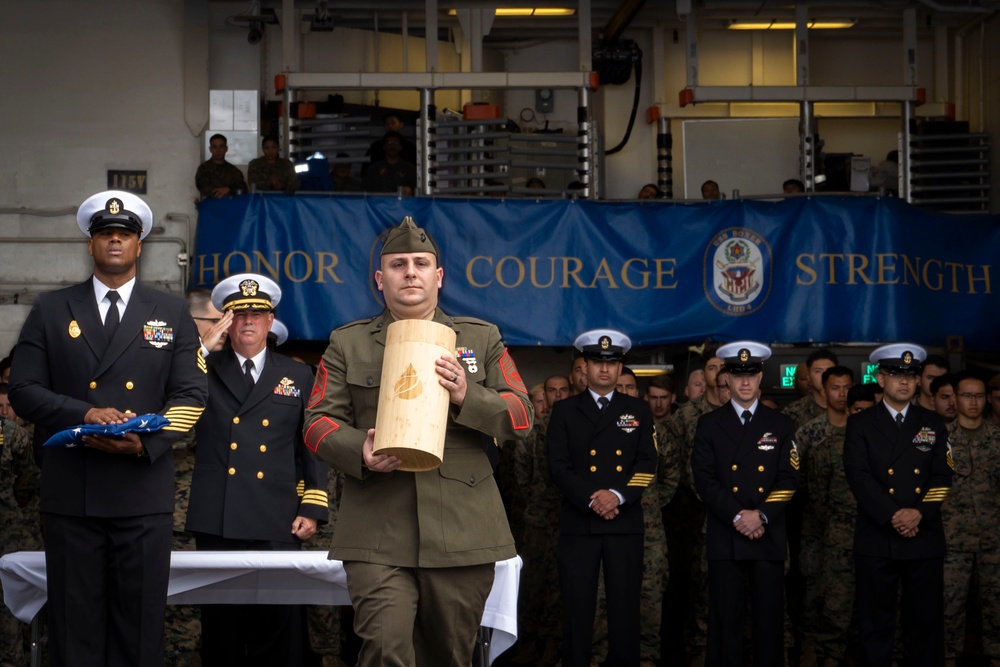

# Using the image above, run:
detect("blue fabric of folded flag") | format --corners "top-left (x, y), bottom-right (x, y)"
top-left (43, 414), bottom-right (171, 447)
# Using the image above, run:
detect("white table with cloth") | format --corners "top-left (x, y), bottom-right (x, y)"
top-left (1, 551), bottom-right (521, 666)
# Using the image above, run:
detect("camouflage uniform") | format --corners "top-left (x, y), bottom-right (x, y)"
top-left (303, 468), bottom-right (345, 662)
top-left (783, 394), bottom-right (826, 654)
top-left (592, 422), bottom-right (680, 663)
top-left (799, 416), bottom-right (852, 661)
top-left (1, 419), bottom-right (40, 667)
top-left (664, 396), bottom-right (716, 659)
top-left (942, 420), bottom-right (1000, 660)
top-left (794, 415), bottom-right (841, 642)
top-left (510, 416), bottom-right (563, 664)
top-left (247, 157), bottom-right (300, 194)
top-left (164, 431), bottom-right (200, 667)
top-left (195, 159), bottom-right (247, 199)
top-left (782, 395), bottom-right (826, 432)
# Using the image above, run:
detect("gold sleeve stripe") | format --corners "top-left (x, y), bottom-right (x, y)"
top-left (163, 421), bottom-right (198, 430)
top-left (164, 405), bottom-right (205, 413)
top-left (764, 490), bottom-right (796, 502)
top-left (164, 407), bottom-right (206, 418)
top-left (629, 474), bottom-right (655, 482)
top-left (163, 424), bottom-right (197, 433)
top-left (196, 351), bottom-right (207, 374)
top-left (161, 406), bottom-right (206, 433)
top-left (162, 414), bottom-right (202, 424)
top-left (302, 491), bottom-right (329, 501)
top-left (627, 475), bottom-right (653, 487)
top-left (296, 481), bottom-right (305, 495)
top-left (300, 497), bottom-right (329, 508)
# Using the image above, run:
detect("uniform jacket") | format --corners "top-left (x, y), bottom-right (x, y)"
top-left (546, 391), bottom-right (658, 536)
top-left (843, 403), bottom-right (952, 559)
top-left (8, 280), bottom-right (208, 517)
top-left (941, 420), bottom-right (1000, 553)
top-left (186, 348), bottom-right (328, 543)
top-left (195, 159), bottom-right (247, 199)
top-left (303, 308), bottom-right (533, 568)
top-left (691, 402), bottom-right (799, 561)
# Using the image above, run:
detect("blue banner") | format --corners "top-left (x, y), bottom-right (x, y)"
top-left (190, 194), bottom-right (1000, 348)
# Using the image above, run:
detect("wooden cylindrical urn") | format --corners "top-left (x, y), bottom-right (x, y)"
top-left (373, 319), bottom-right (457, 471)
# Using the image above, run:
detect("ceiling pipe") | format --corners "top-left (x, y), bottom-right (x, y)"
top-left (914, 0), bottom-right (994, 13)
top-left (602, 0), bottom-right (647, 40)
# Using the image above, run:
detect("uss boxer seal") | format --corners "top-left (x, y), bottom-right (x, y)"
top-left (704, 227), bottom-right (773, 316)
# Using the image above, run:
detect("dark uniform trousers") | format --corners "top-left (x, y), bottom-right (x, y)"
top-left (9, 280), bottom-right (208, 667)
top-left (547, 391), bottom-right (658, 667)
top-left (344, 561), bottom-right (495, 667)
top-left (691, 403), bottom-right (799, 667)
top-left (844, 404), bottom-right (952, 667)
top-left (186, 349), bottom-right (327, 667)
top-left (194, 534), bottom-right (307, 667)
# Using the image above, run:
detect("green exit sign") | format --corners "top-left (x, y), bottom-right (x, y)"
top-left (779, 363), bottom-right (799, 388)
top-left (861, 362), bottom-right (879, 384)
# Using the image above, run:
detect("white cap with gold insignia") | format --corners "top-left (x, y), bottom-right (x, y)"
top-left (870, 343), bottom-right (926, 375)
top-left (77, 190), bottom-right (153, 240)
top-left (574, 329), bottom-right (632, 361)
top-left (718, 340), bottom-right (771, 374)
top-left (211, 273), bottom-right (282, 312)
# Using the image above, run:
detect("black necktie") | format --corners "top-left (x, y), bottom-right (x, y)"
top-left (598, 396), bottom-right (610, 411)
top-left (742, 409), bottom-right (752, 425)
top-left (896, 412), bottom-right (904, 428)
top-left (104, 290), bottom-right (120, 340)
top-left (243, 359), bottom-right (256, 392)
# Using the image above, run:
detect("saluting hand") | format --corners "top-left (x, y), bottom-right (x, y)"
top-left (201, 310), bottom-right (233, 351)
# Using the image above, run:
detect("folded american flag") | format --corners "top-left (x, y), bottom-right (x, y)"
top-left (43, 414), bottom-right (171, 447)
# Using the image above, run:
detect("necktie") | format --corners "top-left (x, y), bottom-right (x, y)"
top-left (598, 396), bottom-right (610, 411)
top-left (895, 412), bottom-right (904, 428)
top-left (104, 290), bottom-right (120, 340)
top-left (243, 359), bottom-right (256, 392)
top-left (742, 409), bottom-right (752, 425)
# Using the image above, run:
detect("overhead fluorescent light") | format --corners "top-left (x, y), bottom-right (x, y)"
top-left (530, 8), bottom-right (576, 15)
top-left (727, 19), bottom-right (857, 30)
top-left (447, 7), bottom-right (576, 17)
top-left (630, 365), bottom-right (674, 378)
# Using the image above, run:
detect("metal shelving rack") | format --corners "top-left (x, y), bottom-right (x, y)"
top-left (909, 131), bottom-right (991, 214)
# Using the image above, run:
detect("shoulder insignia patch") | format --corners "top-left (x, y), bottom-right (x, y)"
top-left (308, 360), bottom-right (328, 409)
top-left (498, 349), bottom-right (527, 394)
